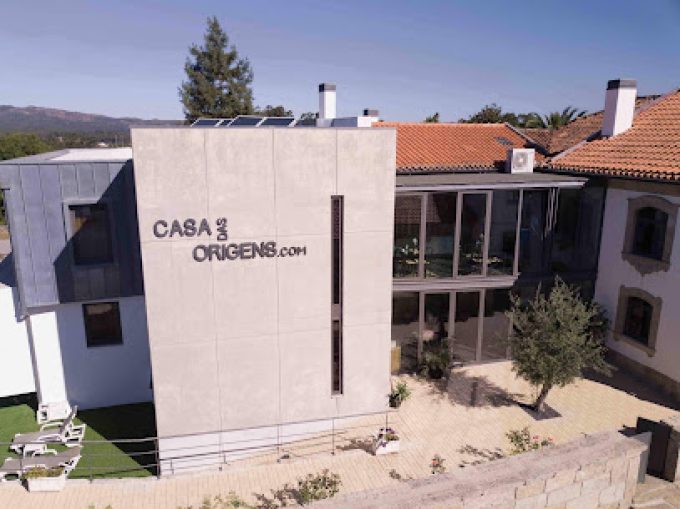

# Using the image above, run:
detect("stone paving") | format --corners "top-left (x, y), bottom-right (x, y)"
top-left (632, 476), bottom-right (680, 508)
top-left (0, 361), bottom-right (677, 509)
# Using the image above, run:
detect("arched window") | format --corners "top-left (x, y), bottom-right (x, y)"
top-left (622, 296), bottom-right (653, 345)
top-left (632, 207), bottom-right (668, 260)
top-left (623, 195), bottom-right (677, 275)
top-left (615, 286), bottom-right (661, 354)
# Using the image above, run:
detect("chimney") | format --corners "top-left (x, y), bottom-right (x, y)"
top-left (363, 109), bottom-right (379, 117)
top-left (602, 79), bottom-right (637, 137)
top-left (319, 83), bottom-right (336, 120)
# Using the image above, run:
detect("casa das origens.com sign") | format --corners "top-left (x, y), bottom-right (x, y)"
top-left (152, 218), bottom-right (307, 262)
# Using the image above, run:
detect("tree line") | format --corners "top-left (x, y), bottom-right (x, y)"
top-left (425, 104), bottom-right (588, 129)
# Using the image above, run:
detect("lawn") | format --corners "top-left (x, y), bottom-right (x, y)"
top-left (0, 393), bottom-right (157, 479)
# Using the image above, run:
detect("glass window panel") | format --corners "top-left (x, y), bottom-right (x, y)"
top-left (453, 291), bottom-right (480, 362)
top-left (488, 190), bottom-right (519, 275)
top-left (391, 292), bottom-right (420, 372)
top-left (551, 189), bottom-right (580, 273)
top-left (519, 190), bottom-right (550, 274)
top-left (481, 289), bottom-right (511, 361)
top-left (623, 297), bottom-right (652, 345)
top-left (575, 184), bottom-right (605, 271)
top-left (425, 193), bottom-right (456, 278)
top-left (70, 204), bottom-right (113, 265)
top-left (459, 194), bottom-right (487, 276)
top-left (424, 293), bottom-right (450, 345)
top-left (393, 195), bottom-right (421, 278)
top-left (633, 207), bottom-right (668, 260)
top-left (83, 302), bottom-right (122, 347)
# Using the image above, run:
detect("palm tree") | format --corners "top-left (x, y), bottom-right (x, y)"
top-left (524, 107), bottom-right (587, 129)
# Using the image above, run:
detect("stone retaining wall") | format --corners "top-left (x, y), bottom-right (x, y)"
top-left (311, 431), bottom-right (646, 509)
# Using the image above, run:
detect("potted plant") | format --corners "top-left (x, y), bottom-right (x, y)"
top-left (419, 340), bottom-right (450, 379)
top-left (388, 382), bottom-right (411, 408)
top-left (23, 466), bottom-right (66, 492)
top-left (373, 427), bottom-right (400, 455)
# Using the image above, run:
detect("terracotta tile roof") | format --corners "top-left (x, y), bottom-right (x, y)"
top-left (520, 96), bottom-right (658, 156)
top-left (373, 122), bottom-right (540, 173)
top-left (549, 90), bottom-right (680, 181)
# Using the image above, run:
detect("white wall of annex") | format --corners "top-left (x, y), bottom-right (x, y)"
top-left (595, 186), bottom-right (680, 383)
top-left (55, 296), bottom-right (153, 409)
top-left (0, 286), bottom-right (35, 397)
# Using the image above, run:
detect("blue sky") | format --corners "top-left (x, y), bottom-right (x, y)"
top-left (1, 0), bottom-right (679, 121)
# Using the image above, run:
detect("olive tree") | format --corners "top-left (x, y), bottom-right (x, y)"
top-left (507, 278), bottom-right (611, 412)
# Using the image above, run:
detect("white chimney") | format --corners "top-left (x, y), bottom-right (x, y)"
top-left (318, 83), bottom-right (336, 121)
top-left (602, 79), bottom-right (637, 137)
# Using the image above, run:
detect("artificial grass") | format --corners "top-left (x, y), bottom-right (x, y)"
top-left (0, 393), bottom-right (157, 479)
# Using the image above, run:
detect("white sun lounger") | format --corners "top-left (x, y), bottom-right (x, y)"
top-left (0, 446), bottom-right (82, 481)
top-left (10, 407), bottom-right (86, 454)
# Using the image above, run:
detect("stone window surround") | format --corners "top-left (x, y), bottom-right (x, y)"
top-left (622, 194), bottom-right (678, 275)
top-left (613, 286), bottom-right (662, 357)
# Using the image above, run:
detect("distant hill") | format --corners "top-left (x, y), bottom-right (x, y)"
top-left (0, 105), bottom-right (180, 133)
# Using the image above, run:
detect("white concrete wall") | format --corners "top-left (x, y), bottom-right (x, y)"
top-left (131, 128), bottom-right (396, 465)
top-left (27, 309), bottom-right (68, 404)
top-left (56, 296), bottom-right (153, 409)
top-left (595, 186), bottom-right (680, 384)
top-left (0, 286), bottom-right (35, 397)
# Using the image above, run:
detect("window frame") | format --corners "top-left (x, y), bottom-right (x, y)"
top-left (622, 195), bottom-right (677, 275)
top-left (63, 199), bottom-right (117, 268)
top-left (613, 286), bottom-right (662, 356)
top-left (82, 300), bottom-right (123, 348)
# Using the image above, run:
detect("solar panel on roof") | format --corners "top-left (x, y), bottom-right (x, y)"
top-left (193, 119), bottom-right (221, 127)
top-left (217, 119), bottom-right (234, 127)
top-left (260, 117), bottom-right (296, 127)
top-left (230, 116), bottom-right (264, 126)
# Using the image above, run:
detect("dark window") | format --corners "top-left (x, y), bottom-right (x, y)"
top-left (632, 207), bottom-right (668, 260)
top-left (69, 204), bottom-right (113, 265)
top-left (393, 195), bottom-right (421, 278)
top-left (459, 194), bottom-right (487, 276)
top-left (83, 302), bottom-right (122, 347)
top-left (481, 289), bottom-right (511, 361)
top-left (391, 292), bottom-right (420, 372)
top-left (331, 196), bottom-right (343, 394)
top-left (425, 193), bottom-right (456, 278)
top-left (519, 190), bottom-right (550, 274)
top-left (623, 297), bottom-right (653, 345)
top-left (452, 291), bottom-right (480, 362)
top-left (488, 190), bottom-right (519, 275)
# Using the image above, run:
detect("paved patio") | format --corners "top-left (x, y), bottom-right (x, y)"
top-left (0, 361), bottom-right (677, 509)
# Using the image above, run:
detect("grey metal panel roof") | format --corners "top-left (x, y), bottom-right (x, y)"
top-left (396, 171), bottom-right (587, 189)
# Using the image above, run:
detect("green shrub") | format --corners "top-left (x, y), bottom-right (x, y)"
top-left (294, 470), bottom-right (342, 505)
top-left (22, 466), bottom-right (64, 479)
top-left (506, 427), bottom-right (553, 455)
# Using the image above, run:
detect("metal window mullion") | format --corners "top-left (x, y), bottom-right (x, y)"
top-left (476, 289), bottom-right (485, 362)
top-left (482, 191), bottom-right (492, 276)
top-left (453, 192), bottom-right (462, 276)
top-left (419, 193), bottom-right (427, 279)
top-left (514, 190), bottom-right (523, 276)
top-left (418, 291), bottom-right (425, 363)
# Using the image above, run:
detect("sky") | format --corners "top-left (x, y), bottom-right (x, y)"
top-left (1, 0), bottom-right (679, 122)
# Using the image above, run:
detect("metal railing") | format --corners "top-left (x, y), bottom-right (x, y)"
top-left (1, 409), bottom-right (399, 480)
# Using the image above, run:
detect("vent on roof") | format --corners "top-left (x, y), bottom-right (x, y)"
top-left (505, 148), bottom-right (535, 174)
top-left (495, 136), bottom-right (514, 147)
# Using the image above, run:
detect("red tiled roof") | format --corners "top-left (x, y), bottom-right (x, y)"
top-left (550, 90), bottom-right (680, 181)
top-left (521, 97), bottom-right (658, 156)
top-left (374, 122), bottom-right (540, 173)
